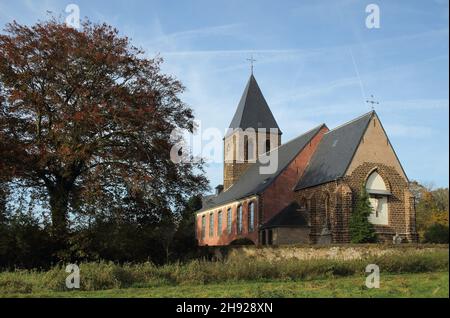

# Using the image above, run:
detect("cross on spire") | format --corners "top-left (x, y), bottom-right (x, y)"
top-left (246, 55), bottom-right (256, 74)
top-left (366, 94), bottom-right (379, 110)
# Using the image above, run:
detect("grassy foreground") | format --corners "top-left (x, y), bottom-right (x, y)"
top-left (1, 247), bottom-right (448, 298)
top-left (2, 272), bottom-right (448, 298)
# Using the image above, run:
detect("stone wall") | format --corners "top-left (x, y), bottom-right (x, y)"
top-left (226, 244), bottom-right (446, 262)
top-left (342, 162), bottom-right (417, 242)
top-left (294, 162), bottom-right (418, 244)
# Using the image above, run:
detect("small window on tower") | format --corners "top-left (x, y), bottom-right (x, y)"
top-left (265, 139), bottom-right (271, 153)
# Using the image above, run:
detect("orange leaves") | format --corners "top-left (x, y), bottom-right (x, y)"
top-left (1, 18), bottom-right (208, 226)
top-left (73, 111), bottom-right (84, 122)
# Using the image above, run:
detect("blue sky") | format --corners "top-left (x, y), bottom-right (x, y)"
top-left (1, 0), bottom-right (448, 190)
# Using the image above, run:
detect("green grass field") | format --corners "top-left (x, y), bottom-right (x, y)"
top-left (2, 272), bottom-right (448, 298)
top-left (1, 246), bottom-right (448, 298)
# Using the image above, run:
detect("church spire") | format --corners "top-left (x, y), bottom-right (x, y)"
top-left (227, 74), bottom-right (282, 134)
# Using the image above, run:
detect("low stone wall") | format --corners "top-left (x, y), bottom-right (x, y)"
top-left (224, 244), bottom-right (448, 262)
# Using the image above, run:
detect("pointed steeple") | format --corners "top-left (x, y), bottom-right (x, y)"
top-left (228, 74), bottom-right (282, 134)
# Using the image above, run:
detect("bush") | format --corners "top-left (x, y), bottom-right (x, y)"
top-left (424, 224), bottom-right (449, 244)
top-left (0, 277), bottom-right (33, 294)
top-left (349, 188), bottom-right (377, 243)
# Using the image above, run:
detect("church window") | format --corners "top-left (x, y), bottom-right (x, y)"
top-left (248, 202), bottom-right (255, 232)
top-left (232, 135), bottom-right (237, 161)
top-left (209, 212), bottom-right (214, 237)
top-left (227, 208), bottom-right (232, 234)
top-left (217, 210), bottom-right (223, 236)
top-left (244, 136), bottom-right (249, 161)
top-left (366, 171), bottom-right (390, 225)
top-left (246, 138), bottom-right (254, 161)
top-left (265, 139), bottom-right (271, 153)
top-left (237, 205), bottom-right (243, 233)
top-left (201, 215), bottom-right (206, 239)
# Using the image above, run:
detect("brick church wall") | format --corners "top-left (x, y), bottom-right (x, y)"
top-left (197, 126), bottom-right (327, 247)
top-left (342, 162), bottom-right (417, 242)
top-left (196, 196), bottom-right (260, 246)
top-left (259, 126), bottom-right (328, 225)
top-left (294, 162), bottom-right (417, 244)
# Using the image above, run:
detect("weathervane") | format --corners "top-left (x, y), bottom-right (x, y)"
top-left (366, 94), bottom-right (379, 110)
top-left (246, 55), bottom-right (256, 74)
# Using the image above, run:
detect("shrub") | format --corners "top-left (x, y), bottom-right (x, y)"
top-left (349, 188), bottom-right (377, 243)
top-left (424, 224), bottom-right (449, 244)
top-left (0, 277), bottom-right (33, 294)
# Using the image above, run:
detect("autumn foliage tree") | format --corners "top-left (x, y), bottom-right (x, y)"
top-left (0, 19), bottom-right (208, 250)
top-left (410, 181), bottom-right (449, 242)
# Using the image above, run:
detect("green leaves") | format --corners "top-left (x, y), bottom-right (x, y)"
top-left (349, 188), bottom-right (377, 243)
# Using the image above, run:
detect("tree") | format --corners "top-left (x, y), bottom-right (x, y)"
top-left (171, 195), bottom-right (202, 261)
top-left (0, 19), bottom-right (208, 249)
top-left (424, 224), bottom-right (449, 244)
top-left (413, 182), bottom-right (449, 240)
top-left (432, 188), bottom-right (449, 213)
top-left (349, 188), bottom-right (377, 243)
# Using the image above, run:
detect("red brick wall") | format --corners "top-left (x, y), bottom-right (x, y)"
top-left (260, 126), bottom-right (329, 224)
top-left (197, 198), bottom-right (260, 246)
top-left (197, 126), bottom-right (328, 247)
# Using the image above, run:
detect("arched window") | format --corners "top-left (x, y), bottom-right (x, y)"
top-left (217, 210), bottom-right (223, 236)
top-left (225, 142), bottom-right (231, 162)
top-left (209, 212), bottom-right (214, 237)
top-left (366, 171), bottom-right (390, 225)
top-left (244, 136), bottom-right (248, 161)
top-left (201, 215), bottom-right (206, 239)
top-left (248, 202), bottom-right (255, 232)
top-left (237, 205), bottom-right (243, 233)
top-left (299, 198), bottom-right (310, 227)
top-left (248, 139), bottom-right (254, 161)
top-left (265, 139), bottom-right (271, 153)
top-left (227, 208), bottom-right (232, 234)
top-left (232, 135), bottom-right (237, 162)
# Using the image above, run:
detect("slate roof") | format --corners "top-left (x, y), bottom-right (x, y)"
top-left (199, 124), bottom-right (326, 212)
top-left (295, 111), bottom-right (374, 190)
top-left (227, 74), bottom-right (281, 136)
top-left (260, 202), bottom-right (308, 229)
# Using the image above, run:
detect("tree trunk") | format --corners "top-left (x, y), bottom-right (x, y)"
top-left (48, 182), bottom-right (70, 248)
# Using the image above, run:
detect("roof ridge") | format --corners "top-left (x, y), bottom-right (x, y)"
top-left (262, 123), bottom-right (326, 157)
top-left (325, 110), bottom-right (374, 134)
top-left (294, 111), bottom-right (374, 191)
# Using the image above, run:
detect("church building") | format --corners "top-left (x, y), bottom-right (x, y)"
top-left (196, 74), bottom-right (418, 245)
